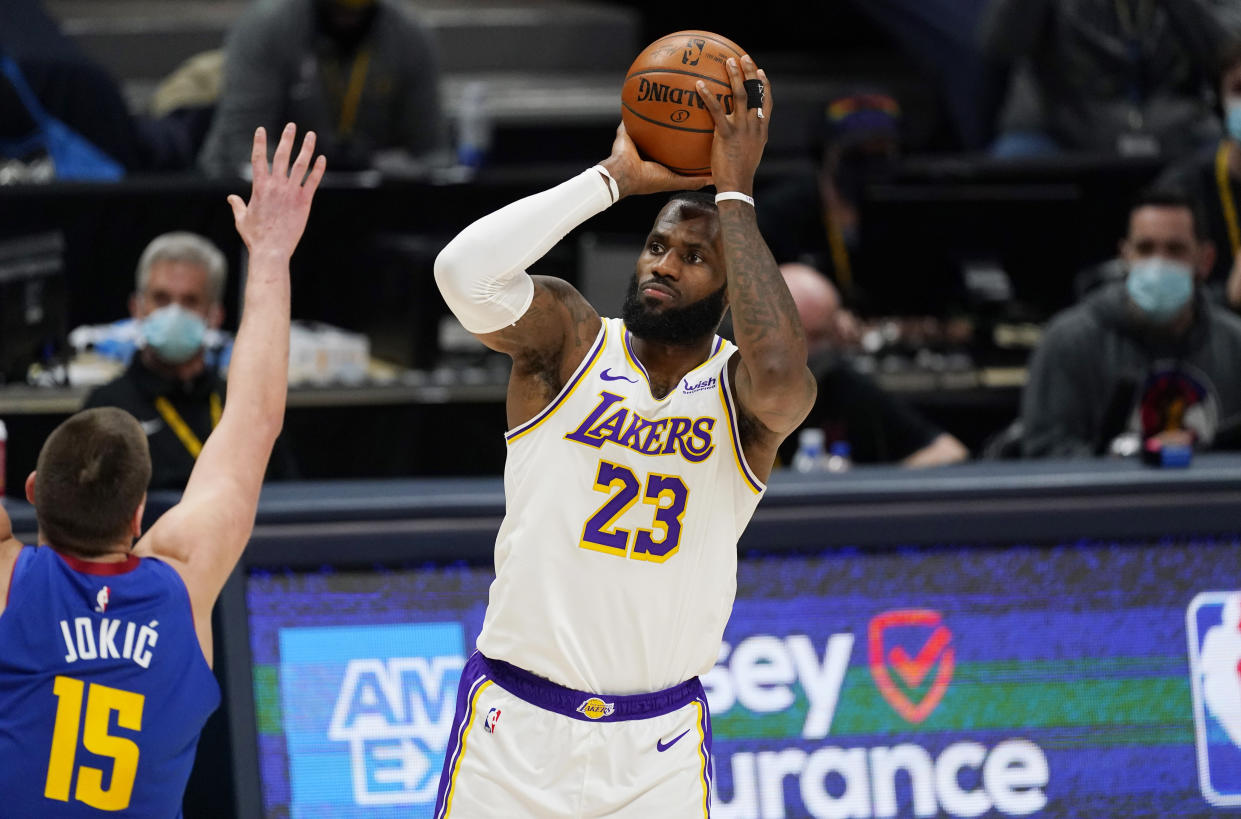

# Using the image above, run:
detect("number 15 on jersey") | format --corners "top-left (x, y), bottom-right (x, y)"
top-left (46, 675), bottom-right (144, 811)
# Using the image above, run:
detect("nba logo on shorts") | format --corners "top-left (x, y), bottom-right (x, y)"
top-left (483, 707), bottom-right (501, 734)
top-left (1186, 591), bottom-right (1241, 806)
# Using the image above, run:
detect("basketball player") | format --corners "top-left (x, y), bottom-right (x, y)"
top-left (433, 56), bottom-right (814, 817)
top-left (0, 123), bottom-right (324, 816)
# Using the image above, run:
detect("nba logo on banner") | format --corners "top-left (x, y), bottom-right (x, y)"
top-left (1187, 591), bottom-right (1241, 807)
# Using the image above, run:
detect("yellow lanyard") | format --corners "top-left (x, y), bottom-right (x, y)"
top-left (153, 393), bottom-right (221, 459)
top-left (1215, 141), bottom-right (1241, 258)
top-left (824, 211), bottom-right (854, 291)
top-left (337, 49), bottom-right (371, 138)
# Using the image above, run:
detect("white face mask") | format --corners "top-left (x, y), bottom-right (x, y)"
top-left (1126, 257), bottom-right (1194, 322)
top-left (1226, 95), bottom-right (1241, 143)
top-left (141, 304), bottom-right (207, 364)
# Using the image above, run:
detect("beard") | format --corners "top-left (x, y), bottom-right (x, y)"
top-left (621, 276), bottom-right (727, 345)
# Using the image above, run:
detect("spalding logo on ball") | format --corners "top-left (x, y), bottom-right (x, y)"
top-left (621, 30), bottom-right (747, 175)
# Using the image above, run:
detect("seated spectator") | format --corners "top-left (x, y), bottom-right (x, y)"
top-left (777, 264), bottom-right (970, 468)
top-left (199, 0), bottom-right (446, 176)
top-left (759, 92), bottom-right (901, 307)
top-left (0, 0), bottom-right (206, 173)
top-left (979, 0), bottom-right (1241, 159)
top-left (83, 232), bottom-right (296, 489)
top-left (1021, 188), bottom-right (1241, 457)
top-left (1158, 37), bottom-right (1241, 309)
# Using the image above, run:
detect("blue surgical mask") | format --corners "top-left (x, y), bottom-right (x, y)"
top-left (1126, 257), bottom-right (1194, 322)
top-left (1226, 98), bottom-right (1241, 144)
top-left (141, 304), bottom-right (207, 364)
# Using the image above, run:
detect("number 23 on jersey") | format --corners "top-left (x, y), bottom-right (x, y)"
top-left (580, 460), bottom-right (689, 561)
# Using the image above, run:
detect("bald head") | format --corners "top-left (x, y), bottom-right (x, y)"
top-left (781, 263), bottom-right (841, 350)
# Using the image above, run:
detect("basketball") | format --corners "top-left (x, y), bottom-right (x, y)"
top-left (620, 30), bottom-right (747, 175)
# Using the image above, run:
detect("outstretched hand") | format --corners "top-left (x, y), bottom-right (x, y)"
top-left (597, 123), bottom-right (711, 199)
top-left (696, 55), bottom-right (770, 195)
top-left (228, 124), bottom-right (327, 259)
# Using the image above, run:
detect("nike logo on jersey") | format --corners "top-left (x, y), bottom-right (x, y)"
top-left (656, 729), bottom-right (690, 752)
top-left (139, 418), bottom-right (164, 436)
top-left (600, 368), bottom-right (637, 383)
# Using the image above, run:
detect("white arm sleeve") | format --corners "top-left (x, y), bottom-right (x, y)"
top-left (434, 168), bottom-right (614, 334)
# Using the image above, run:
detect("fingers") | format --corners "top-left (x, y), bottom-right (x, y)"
top-left (250, 127), bottom-right (268, 179)
top-left (226, 194), bottom-right (246, 223)
top-left (611, 121), bottom-right (634, 156)
top-left (304, 154), bottom-right (327, 194)
top-left (271, 122), bottom-right (296, 178)
top-left (727, 57), bottom-right (747, 120)
top-left (736, 57), bottom-right (767, 122)
top-left (757, 67), bottom-right (773, 119)
top-left (695, 79), bottom-right (728, 128)
top-left (290, 129), bottom-right (316, 182)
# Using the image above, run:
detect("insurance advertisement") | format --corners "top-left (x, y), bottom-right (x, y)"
top-left (244, 536), bottom-right (1241, 818)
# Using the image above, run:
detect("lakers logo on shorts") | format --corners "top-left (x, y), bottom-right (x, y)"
top-left (576, 697), bottom-right (615, 720)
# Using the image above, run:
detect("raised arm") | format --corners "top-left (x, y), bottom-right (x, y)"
top-left (434, 128), bottom-right (706, 427)
top-left (136, 124), bottom-right (325, 661)
top-left (0, 502), bottom-right (22, 614)
top-left (696, 58), bottom-right (816, 472)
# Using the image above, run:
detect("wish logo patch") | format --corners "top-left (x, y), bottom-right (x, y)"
top-left (1187, 592), bottom-right (1241, 807)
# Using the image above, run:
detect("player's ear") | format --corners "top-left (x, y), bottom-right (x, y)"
top-left (24, 472), bottom-right (36, 505)
top-left (130, 495), bottom-right (147, 539)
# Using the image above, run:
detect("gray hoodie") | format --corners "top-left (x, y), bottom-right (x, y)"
top-left (1021, 281), bottom-right (1241, 456)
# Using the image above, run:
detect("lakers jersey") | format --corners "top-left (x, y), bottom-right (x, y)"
top-left (0, 545), bottom-right (219, 817)
top-left (476, 317), bottom-right (766, 694)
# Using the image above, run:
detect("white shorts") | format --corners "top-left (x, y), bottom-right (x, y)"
top-left (434, 653), bottom-right (713, 818)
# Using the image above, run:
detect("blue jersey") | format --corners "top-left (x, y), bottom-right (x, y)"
top-left (0, 545), bottom-right (220, 817)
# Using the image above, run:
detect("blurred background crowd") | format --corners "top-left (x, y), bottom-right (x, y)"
top-left (5, 0), bottom-right (1241, 490)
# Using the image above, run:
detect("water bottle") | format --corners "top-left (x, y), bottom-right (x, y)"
top-left (456, 81), bottom-right (492, 170)
top-left (826, 440), bottom-right (852, 473)
top-left (792, 428), bottom-right (831, 473)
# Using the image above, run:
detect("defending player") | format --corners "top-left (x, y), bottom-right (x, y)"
top-left (0, 123), bottom-right (324, 816)
top-left (433, 56), bottom-right (815, 816)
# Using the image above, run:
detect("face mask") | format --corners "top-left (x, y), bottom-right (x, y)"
top-left (1226, 97), bottom-right (1241, 144)
top-left (141, 304), bottom-right (207, 364)
top-left (1126, 257), bottom-right (1194, 322)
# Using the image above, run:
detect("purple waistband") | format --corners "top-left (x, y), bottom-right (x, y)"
top-left (475, 653), bottom-right (704, 723)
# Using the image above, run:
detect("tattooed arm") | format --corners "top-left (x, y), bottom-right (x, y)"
top-left (436, 127), bottom-right (707, 428)
top-left (697, 58), bottom-right (816, 478)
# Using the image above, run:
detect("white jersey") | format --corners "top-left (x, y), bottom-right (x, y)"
top-left (476, 317), bottom-right (766, 694)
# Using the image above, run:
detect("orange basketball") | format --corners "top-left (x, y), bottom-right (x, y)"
top-left (620, 30), bottom-right (747, 175)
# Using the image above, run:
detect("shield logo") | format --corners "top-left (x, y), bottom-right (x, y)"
top-left (868, 609), bottom-right (954, 724)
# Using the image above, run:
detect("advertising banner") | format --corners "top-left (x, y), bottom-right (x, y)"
top-left (243, 536), bottom-right (1241, 818)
